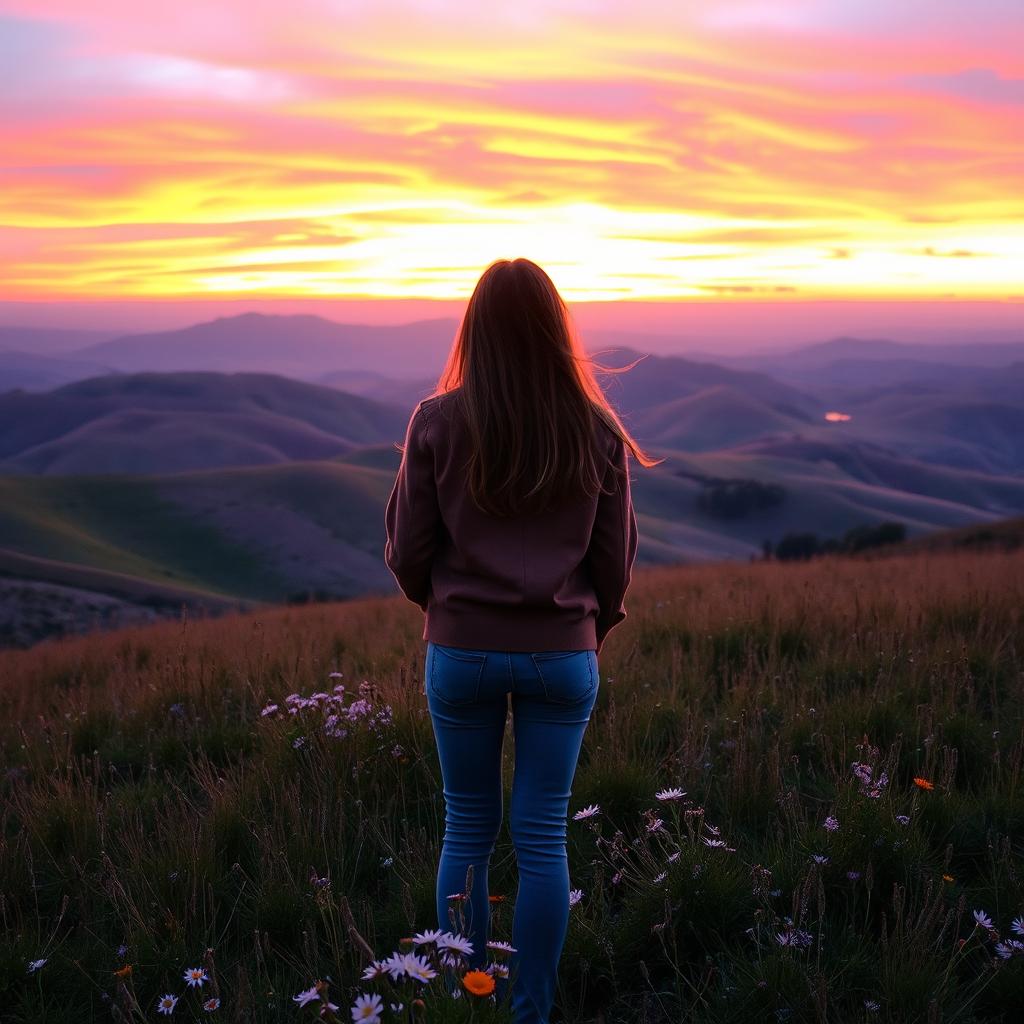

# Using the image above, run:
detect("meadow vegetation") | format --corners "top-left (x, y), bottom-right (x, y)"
top-left (2, 548), bottom-right (1022, 1022)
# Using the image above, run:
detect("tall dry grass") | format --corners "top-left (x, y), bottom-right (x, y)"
top-left (1, 547), bottom-right (1022, 1022)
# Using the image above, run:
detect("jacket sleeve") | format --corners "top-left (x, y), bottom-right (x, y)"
top-left (384, 403), bottom-right (440, 612)
top-left (585, 433), bottom-right (638, 651)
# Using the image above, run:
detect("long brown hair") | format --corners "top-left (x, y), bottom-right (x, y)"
top-left (413, 257), bottom-right (662, 518)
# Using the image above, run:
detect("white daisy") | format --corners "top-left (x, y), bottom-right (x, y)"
top-left (488, 962), bottom-right (510, 978)
top-left (569, 888), bottom-right (584, 906)
top-left (361, 959), bottom-right (388, 981)
top-left (379, 953), bottom-right (409, 981)
top-left (437, 932), bottom-right (474, 956)
top-left (404, 954), bottom-right (437, 983)
top-left (572, 804), bottom-right (601, 820)
top-left (411, 928), bottom-right (446, 946)
top-left (994, 939), bottom-right (1024, 958)
top-left (973, 909), bottom-right (993, 929)
top-left (157, 993), bottom-right (178, 1015)
top-left (1012, 915), bottom-right (1024, 937)
top-left (351, 992), bottom-right (384, 1023)
top-left (293, 985), bottom-right (321, 1007)
top-left (486, 940), bottom-right (517, 954)
top-left (27, 958), bottom-right (47, 973)
top-left (655, 787), bottom-right (687, 802)
top-left (183, 966), bottom-right (208, 988)
top-left (653, 871), bottom-right (667, 883)
top-left (823, 816), bottom-right (839, 832)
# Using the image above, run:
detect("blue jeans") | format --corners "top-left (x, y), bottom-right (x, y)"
top-left (424, 641), bottom-right (600, 1024)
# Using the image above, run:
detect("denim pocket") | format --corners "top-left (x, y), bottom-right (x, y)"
top-left (428, 643), bottom-right (487, 706)
top-left (530, 649), bottom-right (597, 705)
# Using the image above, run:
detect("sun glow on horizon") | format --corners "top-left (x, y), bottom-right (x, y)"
top-left (1, 1), bottom-right (1022, 304)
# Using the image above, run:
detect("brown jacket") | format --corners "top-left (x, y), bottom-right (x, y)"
top-left (384, 389), bottom-right (638, 653)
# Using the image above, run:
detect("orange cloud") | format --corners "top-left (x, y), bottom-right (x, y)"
top-left (1, 2), bottom-right (1021, 302)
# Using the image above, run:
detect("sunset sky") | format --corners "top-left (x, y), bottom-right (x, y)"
top-left (1, 0), bottom-right (1022, 338)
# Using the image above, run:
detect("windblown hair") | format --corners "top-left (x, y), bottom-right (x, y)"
top-left (416, 257), bottom-right (663, 518)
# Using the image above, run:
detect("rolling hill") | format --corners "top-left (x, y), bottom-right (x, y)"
top-left (0, 371), bottom-right (409, 475)
top-left (67, 312), bottom-right (459, 379)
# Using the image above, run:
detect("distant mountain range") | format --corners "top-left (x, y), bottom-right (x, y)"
top-left (1, 311), bottom-right (1023, 646)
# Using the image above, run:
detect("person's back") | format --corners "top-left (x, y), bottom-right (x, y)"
top-left (387, 384), bottom-right (637, 655)
top-left (383, 257), bottom-right (660, 1024)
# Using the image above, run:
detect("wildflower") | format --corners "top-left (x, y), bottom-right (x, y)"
top-left (775, 929), bottom-right (813, 948)
top-left (462, 970), bottom-right (496, 997)
top-left (446, 892), bottom-right (466, 901)
top-left (293, 736), bottom-right (307, 749)
top-left (116, 944), bottom-right (128, 958)
top-left (486, 940), bottom-right (517, 954)
top-left (488, 962), bottom-right (510, 978)
top-left (611, 870), bottom-right (622, 884)
top-left (380, 856), bottom-right (394, 867)
top-left (437, 932), bottom-right (474, 957)
top-left (405, 955), bottom-right (437, 983)
top-left (573, 804), bottom-right (600, 820)
top-left (157, 994), bottom-right (179, 1015)
top-left (203, 997), bottom-right (221, 1011)
top-left (27, 958), bottom-right (47, 973)
top-left (1012, 916), bottom-right (1024, 937)
top-left (438, 949), bottom-right (464, 969)
top-left (361, 960), bottom-right (389, 981)
top-left (645, 818), bottom-right (666, 833)
top-left (569, 889), bottom-right (584, 906)
top-left (823, 816), bottom-right (839, 832)
top-left (260, 704), bottom-right (279, 717)
top-left (379, 953), bottom-right (411, 981)
top-left (895, 815), bottom-right (911, 826)
top-left (655, 787), bottom-right (687, 802)
top-left (973, 909), bottom-right (993, 930)
top-left (847, 871), bottom-right (861, 881)
top-left (994, 939), bottom-right (1024, 959)
top-left (351, 992), bottom-right (384, 1023)
top-left (913, 777), bottom-right (934, 791)
top-left (703, 838), bottom-right (736, 851)
top-left (328, 671), bottom-right (343, 679)
top-left (183, 966), bottom-right (208, 988)
top-left (705, 823), bottom-right (721, 836)
top-left (942, 874), bottom-right (954, 882)
top-left (412, 928), bottom-right (446, 946)
top-left (667, 850), bottom-right (681, 862)
top-left (811, 854), bottom-right (829, 864)
top-left (864, 999), bottom-right (880, 1011)
top-left (113, 964), bottom-right (133, 978)
top-left (653, 871), bottom-right (667, 883)
top-left (294, 985), bottom-right (321, 1007)
top-left (389, 1005), bottom-right (403, 1014)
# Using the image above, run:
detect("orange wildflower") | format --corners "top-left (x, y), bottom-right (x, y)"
top-left (462, 970), bottom-right (496, 997)
top-left (943, 874), bottom-right (954, 882)
top-left (113, 964), bottom-right (132, 978)
top-left (913, 777), bottom-right (934, 790)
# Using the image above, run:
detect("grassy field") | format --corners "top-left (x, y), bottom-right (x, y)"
top-left (1, 548), bottom-right (1022, 1022)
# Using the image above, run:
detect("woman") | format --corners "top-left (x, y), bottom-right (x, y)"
top-left (384, 258), bottom-right (661, 1023)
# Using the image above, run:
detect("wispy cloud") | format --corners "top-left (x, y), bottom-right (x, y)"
top-left (1, 1), bottom-right (1021, 301)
